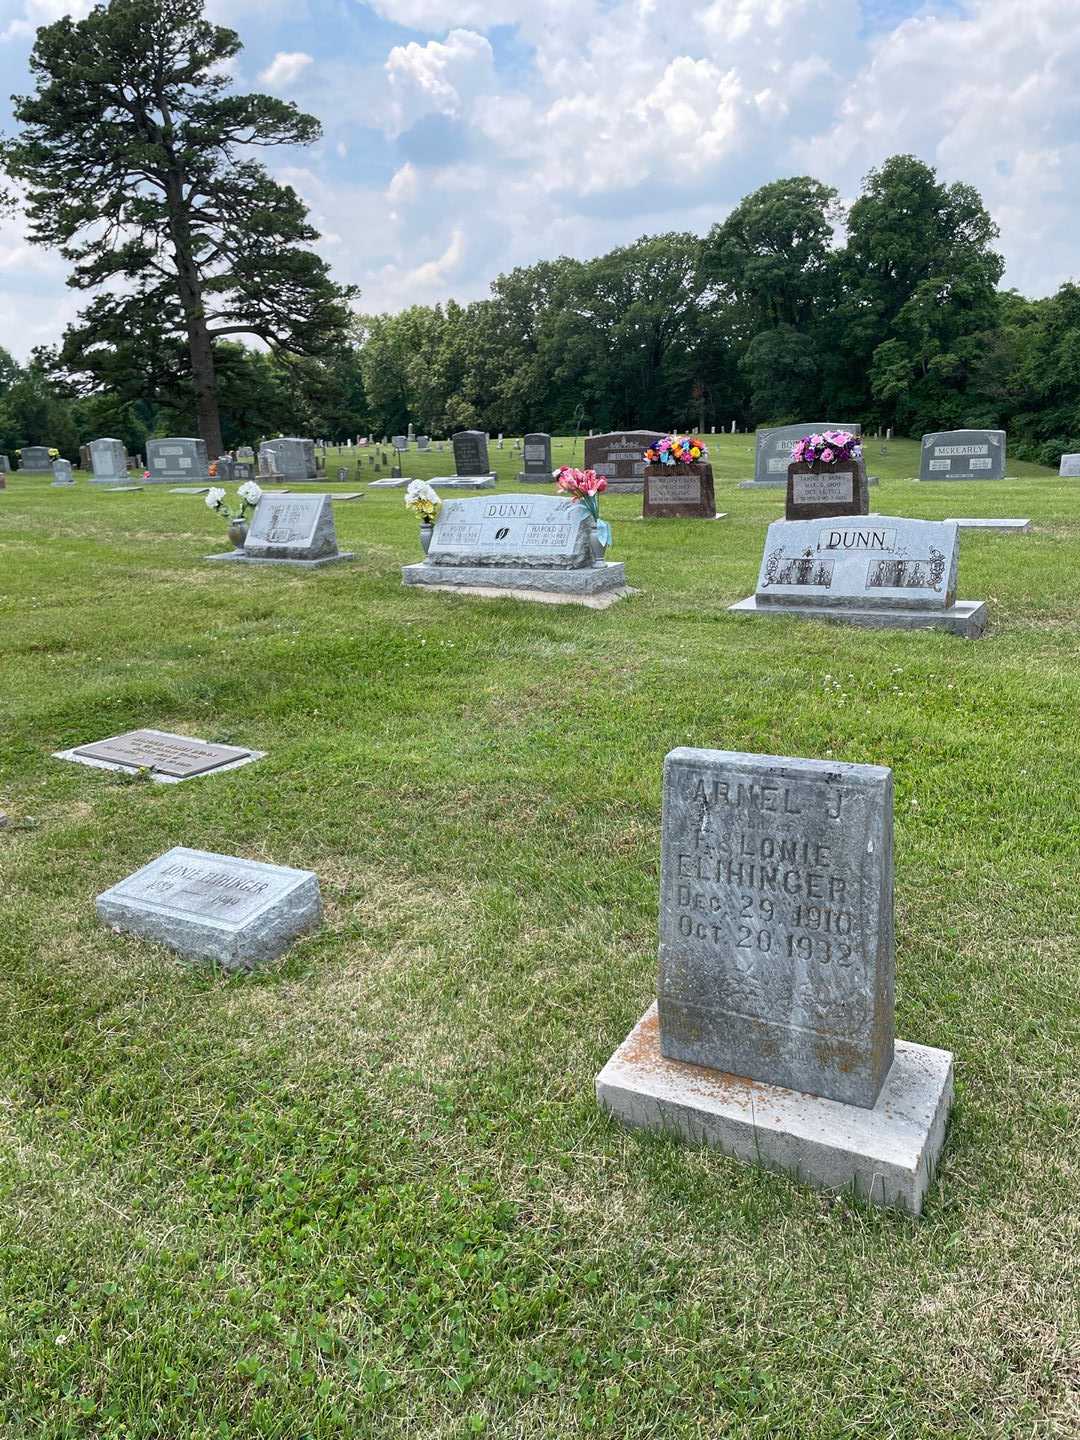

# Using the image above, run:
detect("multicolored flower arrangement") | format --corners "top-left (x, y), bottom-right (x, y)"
top-left (405, 479), bottom-right (441, 524)
top-left (643, 435), bottom-right (708, 467)
top-left (791, 431), bottom-right (862, 467)
top-left (554, 466), bottom-right (611, 549)
top-left (205, 480), bottom-right (263, 522)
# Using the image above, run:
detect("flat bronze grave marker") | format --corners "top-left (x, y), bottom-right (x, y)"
top-left (56, 728), bottom-right (263, 783)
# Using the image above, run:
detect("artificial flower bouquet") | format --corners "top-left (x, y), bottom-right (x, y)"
top-left (643, 435), bottom-right (708, 467)
top-left (205, 479), bottom-right (263, 522)
top-left (554, 466), bottom-right (611, 549)
top-left (790, 431), bottom-right (862, 467)
top-left (404, 479), bottom-right (441, 524)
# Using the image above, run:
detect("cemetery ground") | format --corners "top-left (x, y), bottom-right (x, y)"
top-left (0, 434), bottom-right (1076, 1439)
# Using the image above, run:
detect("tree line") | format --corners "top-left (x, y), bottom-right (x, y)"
top-left (2, 1), bottom-right (1079, 469)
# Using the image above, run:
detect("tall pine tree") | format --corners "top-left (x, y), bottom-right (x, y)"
top-left (0, 0), bottom-right (355, 456)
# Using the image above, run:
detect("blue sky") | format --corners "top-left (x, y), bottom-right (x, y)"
top-left (1, 0), bottom-right (1078, 359)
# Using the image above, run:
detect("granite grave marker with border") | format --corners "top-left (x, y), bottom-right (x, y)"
top-left (518, 432), bottom-right (553, 484)
top-left (147, 437), bottom-right (209, 483)
top-left (90, 437), bottom-right (129, 485)
top-left (207, 493), bottom-right (353, 567)
top-left (55, 728), bottom-right (264, 782)
top-left (742, 424), bottom-right (865, 489)
top-left (919, 430), bottom-right (1006, 480)
top-left (18, 446), bottom-right (51, 473)
top-left (584, 430), bottom-right (663, 494)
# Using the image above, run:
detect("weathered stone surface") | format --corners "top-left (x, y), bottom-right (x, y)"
top-left (1059, 454), bottom-right (1080, 477)
top-left (452, 430), bottom-right (492, 477)
top-left (56, 728), bottom-right (263, 782)
top-left (19, 446), bottom-right (52, 472)
top-left (403, 559), bottom-right (627, 597)
top-left (392, 434), bottom-right (408, 452)
top-left (425, 476), bottom-right (496, 490)
top-left (919, 430), bottom-right (1006, 480)
top-left (658, 748), bottom-right (894, 1107)
top-left (425, 494), bottom-right (597, 569)
top-left (643, 464), bottom-right (716, 518)
top-left (944, 517), bottom-right (1030, 532)
top-left (0, 455), bottom-right (9, 473)
top-left (729, 595), bottom-right (987, 637)
top-left (243, 494), bottom-right (340, 561)
top-left (597, 1003), bottom-right (953, 1215)
top-left (583, 431), bottom-right (663, 493)
top-left (90, 438), bottom-right (128, 484)
top-left (749, 423), bottom-right (862, 486)
top-left (417, 435), bottom-right (430, 451)
top-left (51, 460), bottom-right (75, 486)
top-left (147, 438), bottom-right (209, 483)
top-left (257, 438), bottom-right (316, 481)
top-left (785, 460), bottom-right (868, 521)
top-left (96, 846), bottom-right (321, 970)
top-left (518, 432), bottom-right (553, 484)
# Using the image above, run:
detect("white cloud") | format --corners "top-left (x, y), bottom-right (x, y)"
top-left (258, 51), bottom-right (313, 88)
top-left (385, 28), bottom-right (495, 136)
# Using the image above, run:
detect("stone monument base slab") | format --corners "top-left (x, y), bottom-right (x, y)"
top-left (728, 595), bottom-right (987, 638)
top-left (427, 474), bottom-right (497, 489)
top-left (402, 560), bottom-right (629, 607)
top-left (944, 517), bottom-right (1030, 531)
top-left (205, 550), bottom-right (356, 569)
top-left (597, 1004), bottom-right (953, 1216)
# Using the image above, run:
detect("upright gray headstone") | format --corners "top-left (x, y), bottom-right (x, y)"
top-left (0, 455), bottom-right (10, 474)
top-left (90, 438), bottom-right (128, 485)
top-left (146, 438), bottom-right (209, 483)
top-left (919, 430), bottom-right (1006, 480)
top-left (51, 459), bottom-right (74, 486)
top-left (1059, 454), bottom-right (1080, 477)
top-left (417, 435), bottom-right (430, 451)
top-left (207, 494), bottom-right (352, 568)
top-left (267, 437), bottom-right (316, 481)
top-left (18, 446), bottom-right (51, 473)
top-left (518, 432), bottom-right (553, 484)
top-left (452, 430), bottom-right (492, 478)
top-left (392, 435), bottom-right (408, 453)
top-left (96, 847), bottom-right (322, 970)
top-left (746, 424), bottom-right (862, 487)
top-left (583, 431), bottom-right (664, 494)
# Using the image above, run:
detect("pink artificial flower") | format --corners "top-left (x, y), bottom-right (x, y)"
top-left (821, 448), bottom-right (834, 463)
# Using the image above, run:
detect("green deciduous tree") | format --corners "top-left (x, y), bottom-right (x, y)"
top-left (0, 0), bottom-right (355, 457)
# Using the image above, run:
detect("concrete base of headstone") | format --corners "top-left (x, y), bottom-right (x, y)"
top-left (636, 513), bottom-right (728, 521)
top-left (517, 473), bottom-right (553, 485)
top-left (428, 475), bottom-right (497, 490)
top-left (916, 475), bottom-right (1014, 483)
top-left (945, 518), bottom-right (1031, 532)
top-left (205, 550), bottom-right (355, 569)
top-left (597, 1004), bottom-right (953, 1216)
top-left (402, 560), bottom-right (631, 607)
top-left (728, 595), bottom-right (988, 638)
top-left (51, 479), bottom-right (76, 487)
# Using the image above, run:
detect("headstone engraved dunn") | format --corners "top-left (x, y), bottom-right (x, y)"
top-left (1059, 454), bottom-right (1080, 477)
top-left (96, 847), bottom-right (322, 970)
top-left (18, 446), bottom-right (52, 473)
top-left (643, 464), bottom-right (717, 519)
top-left (146, 437), bottom-right (210, 483)
top-left (730, 515), bottom-right (987, 638)
top-left (402, 493), bottom-right (630, 606)
top-left (919, 430), bottom-right (1006, 480)
top-left (517, 432), bottom-right (553, 484)
top-left (90, 437), bottom-right (128, 485)
top-left (584, 431), bottom-right (663, 494)
top-left (208, 493), bottom-right (353, 567)
top-left (595, 748), bottom-right (955, 1215)
top-left (55, 728), bottom-right (263, 782)
top-left (743, 423), bottom-right (863, 488)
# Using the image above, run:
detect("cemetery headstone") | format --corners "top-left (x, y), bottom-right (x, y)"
top-left (19, 446), bottom-right (52, 473)
top-left (643, 463), bottom-right (717, 519)
top-left (56, 728), bottom-right (263, 781)
top-left (90, 437), bottom-right (129, 485)
top-left (51, 459), bottom-right (75, 486)
top-left (1059, 454), bottom-right (1080, 477)
top-left (919, 430), bottom-right (1006, 480)
top-left (596, 747), bottom-right (954, 1214)
top-left (785, 458), bottom-right (869, 522)
top-left (517, 432), bottom-right (553, 485)
top-left (0, 455), bottom-right (9, 473)
top-left (417, 435), bottom-right (430, 451)
top-left (208, 493), bottom-right (353, 567)
top-left (146, 437), bottom-right (210, 483)
top-left (743, 424), bottom-right (863, 488)
top-left (584, 431), bottom-right (664, 494)
top-left (729, 515), bottom-right (987, 637)
top-left (96, 847), bottom-right (322, 970)
top-left (944, 517), bottom-right (1031, 532)
top-left (452, 430), bottom-right (494, 478)
top-left (393, 434), bottom-right (408, 452)
top-left (402, 493), bottom-right (630, 606)
top-left (261, 437), bottom-right (316, 481)
top-left (215, 455), bottom-right (235, 482)
top-left (79, 444), bottom-right (91, 471)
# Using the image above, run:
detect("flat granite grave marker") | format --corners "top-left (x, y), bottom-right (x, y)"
top-left (90, 437), bottom-right (128, 485)
top-left (207, 493), bottom-right (353, 567)
top-left (147, 437), bottom-right (210, 483)
top-left (643, 464), bottom-right (718, 518)
top-left (596, 748), bottom-right (954, 1214)
top-left (56, 728), bottom-right (263, 782)
top-left (742, 424), bottom-right (865, 489)
top-left (96, 847), bottom-right (321, 970)
top-left (919, 430), bottom-right (1006, 480)
top-left (518, 432), bottom-right (553, 484)
top-left (19, 446), bottom-right (52, 473)
top-left (1059, 454), bottom-right (1080, 477)
top-left (402, 493), bottom-right (631, 607)
top-left (584, 430), bottom-right (663, 494)
top-left (730, 515), bottom-right (987, 637)
top-left (945, 517), bottom-right (1030, 532)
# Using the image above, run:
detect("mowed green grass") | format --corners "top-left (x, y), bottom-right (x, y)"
top-left (0, 435), bottom-right (1076, 1439)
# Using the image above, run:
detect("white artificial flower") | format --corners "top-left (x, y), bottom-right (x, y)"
top-left (405, 478), bottom-right (440, 505)
top-left (205, 487), bottom-right (226, 509)
top-left (237, 480), bottom-right (262, 505)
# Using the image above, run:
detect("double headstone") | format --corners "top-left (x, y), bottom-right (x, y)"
top-left (596, 747), bottom-right (955, 1214)
top-left (743, 424), bottom-right (862, 488)
top-left (919, 430), bottom-right (1006, 480)
top-left (207, 493), bottom-right (353, 568)
top-left (147, 438), bottom-right (210, 483)
top-left (583, 431), bottom-right (664, 494)
top-left (730, 515), bottom-right (987, 637)
top-left (402, 493), bottom-right (629, 605)
top-left (643, 464), bottom-right (717, 518)
top-left (90, 438), bottom-right (128, 485)
top-left (19, 446), bottom-right (52, 473)
top-left (517, 432), bottom-right (553, 484)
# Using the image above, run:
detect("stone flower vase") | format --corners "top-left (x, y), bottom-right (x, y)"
top-left (587, 518), bottom-right (607, 564)
top-left (420, 522), bottom-right (434, 556)
top-left (227, 519), bottom-right (249, 551)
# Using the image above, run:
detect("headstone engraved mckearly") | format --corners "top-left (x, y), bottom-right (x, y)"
top-left (96, 847), bottom-right (322, 969)
top-left (55, 728), bottom-right (264, 783)
top-left (919, 430), bottom-right (1006, 480)
top-left (402, 494), bottom-right (631, 606)
top-left (595, 748), bottom-right (954, 1215)
top-left (729, 515), bottom-right (987, 637)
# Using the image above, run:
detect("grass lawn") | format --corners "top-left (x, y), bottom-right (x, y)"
top-left (0, 434), bottom-right (1076, 1438)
